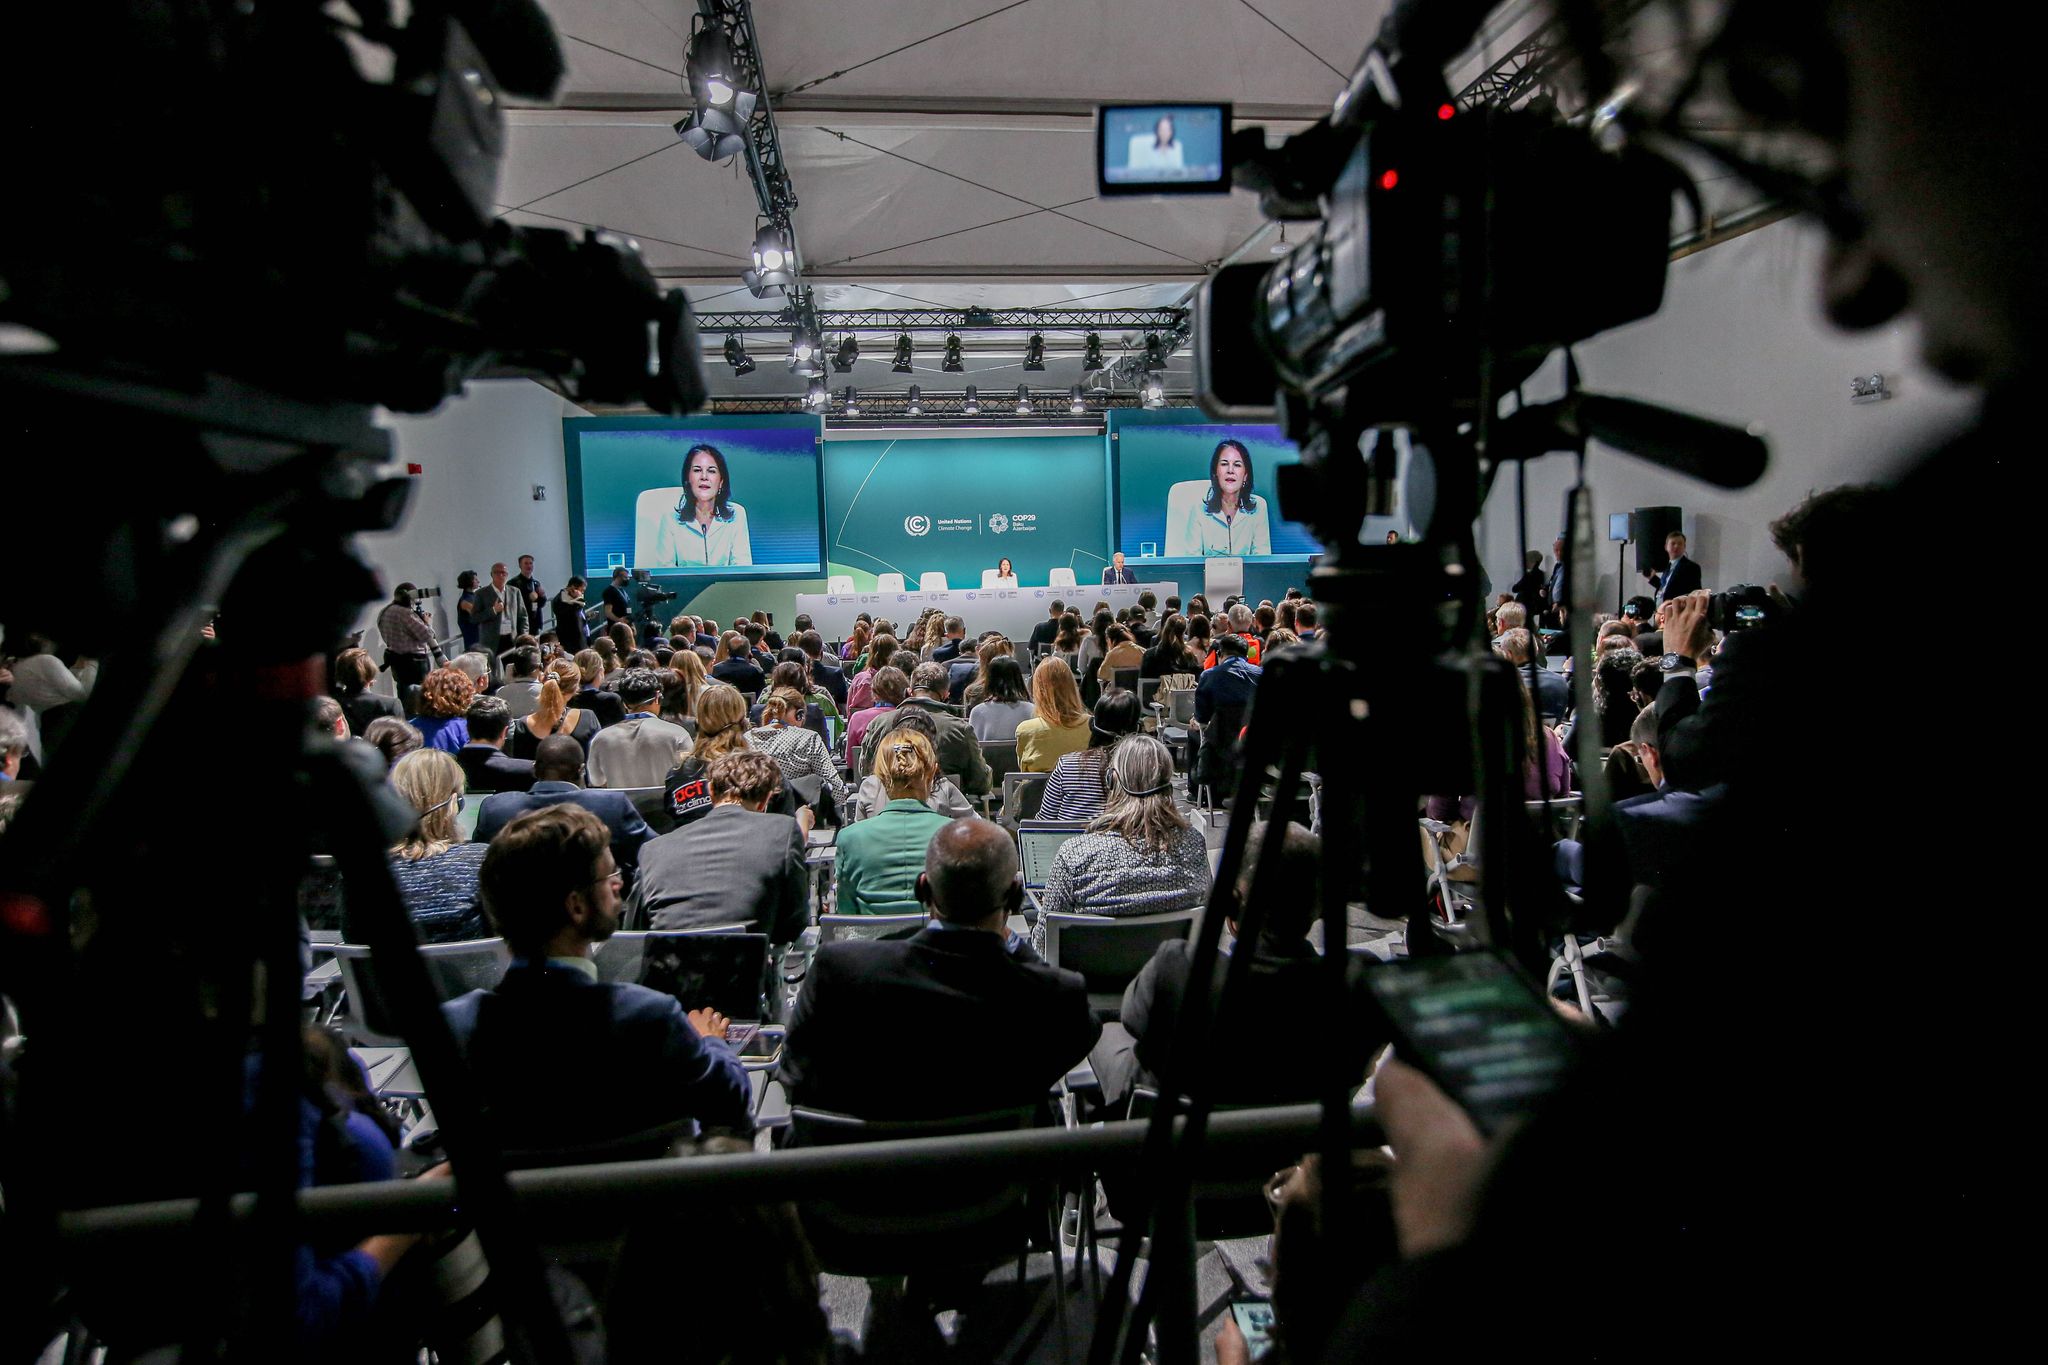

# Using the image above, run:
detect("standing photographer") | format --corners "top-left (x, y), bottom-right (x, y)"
top-left (376, 583), bottom-right (438, 693)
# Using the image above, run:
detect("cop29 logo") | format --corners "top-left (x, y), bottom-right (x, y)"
top-left (903, 514), bottom-right (931, 537)
top-left (988, 513), bottom-right (1009, 534)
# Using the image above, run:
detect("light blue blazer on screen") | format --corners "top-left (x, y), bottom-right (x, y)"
top-left (650, 504), bottom-right (753, 567)
top-left (1168, 494), bottom-right (1272, 557)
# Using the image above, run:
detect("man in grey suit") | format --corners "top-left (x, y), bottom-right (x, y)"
top-left (623, 751), bottom-right (808, 946)
top-left (472, 561), bottom-right (530, 677)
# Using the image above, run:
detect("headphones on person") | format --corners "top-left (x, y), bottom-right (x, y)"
top-left (1106, 743), bottom-right (1169, 799)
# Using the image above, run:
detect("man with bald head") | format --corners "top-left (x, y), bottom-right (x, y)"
top-left (780, 818), bottom-right (1100, 1120)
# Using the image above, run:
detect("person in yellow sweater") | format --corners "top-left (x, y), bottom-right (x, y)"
top-left (1014, 657), bottom-right (1091, 772)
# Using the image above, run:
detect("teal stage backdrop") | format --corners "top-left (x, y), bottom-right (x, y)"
top-left (819, 433), bottom-right (1109, 588)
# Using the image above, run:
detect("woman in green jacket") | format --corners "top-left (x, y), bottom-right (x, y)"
top-left (832, 727), bottom-right (950, 916)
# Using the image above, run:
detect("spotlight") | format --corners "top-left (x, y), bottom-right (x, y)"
top-left (962, 385), bottom-right (980, 415)
top-left (803, 376), bottom-right (827, 410)
top-left (1069, 384), bottom-right (1086, 414)
top-left (674, 94), bottom-right (754, 161)
top-left (905, 384), bottom-right (923, 415)
top-left (1081, 332), bottom-right (1104, 370)
top-left (788, 327), bottom-right (823, 376)
top-left (891, 333), bottom-right (913, 373)
top-left (1141, 372), bottom-right (1165, 408)
top-left (833, 334), bottom-right (859, 373)
top-left (751, 222), bottom-right (791, 274)
top-left (1023, 332), bottom-right (1045, 371)
top-left (723, 334), bottom-right (755, 376)
top-left (841, 385), bottom-right (860, 416)
top-left (942, 334), bottom-right (964, 372)
top-left (1015, 385), bottom-right (1034, 415)
top-left (688, 24), bottom-right (740, 108)
top-left (1143, 331), bottom-right (1174, 368)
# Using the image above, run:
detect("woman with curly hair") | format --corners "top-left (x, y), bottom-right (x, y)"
top-left (409, 666), bottom-right (477, 753)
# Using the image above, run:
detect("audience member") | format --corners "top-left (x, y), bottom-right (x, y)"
top-left (626, 752), bottom-right (808, 944)
top-left (956, 634), bottom-right (1012, 709)
top-left (1593, 647), bottom-right (1645, 747)
top-left (1520, 686), bottom-right (1572, 800)
top-left (1096, 623), bottom-right (1144, 685)
top-left (1142, 614), bottom-right (1202, 679)
top-left (380, 749), bottom-right (487, 943)
top-left (570, 649), bottom-right (628, 727)
top-left (1027, 599), bottom-right (1066, 656)
top-left (1032, 735), bottom-right (1210, 952)
top-left (660, 654), bottom-right (706, 732)
top-left (443, 805), bottom-right (752, 1155)
top-left (968, 655), bottom-right (1035, 741)
top-left (1076, 609), bottom-right (1115, 681)
top-left (832, 728), bottom-right (953, 916)
top-left (455, 696), bottom-right (536, 793)
top-left (783, 817), bottom-right (1100, 1119)
top-left (507, 659), bottom-right (601, 759)
top-left (858, 661), bottom-right (992, 798)
top-left (1052, 612), bottom-right (1084, 670)
top-left (798, 629), bottom-right (846, 709)
top-left (361, 716), bottom-right (421, 770)
top-left (839, 619), bottom-right (871, 664)
top-left (447, 650), bottom-right (491, 699)
top-left (747, 687), bottom-right (849, 812)
top-left (931, 615), bottom-right (969, 664)
top-left (473, 735), bottom-right (654, 882)
top-left (1038, 689), bottom-right (1143, 823)
top-left (1015, 656), bottom-right (1091, 772)
top-left (1196, 632), bottom-right (1261, 727)
top-left (844, 634), bottom-right (899, 713)
top-left (586, 668), bottom-right (694, 789)
top-left (310, 694), bottom-right (349, 741)
top-left (332, 647), bottom-right (401, 737)
top-left (844, 664), bottom-right (907, 754)
top-left (1496, 627), bottom-right (1570, 723)
top-left (847, 708), bottom-right (976, 822)
top-left (750, 660), bottom-right (831, 739)
top-left (494, 646), bottom-right (544, 720)
top-left (408, 667), bottom-right (475, 753)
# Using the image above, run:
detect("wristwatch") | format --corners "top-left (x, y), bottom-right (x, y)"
top-left (1660, 652), bottom-right (1694, 672)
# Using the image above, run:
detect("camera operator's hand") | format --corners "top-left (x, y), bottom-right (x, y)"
top-left (1666, 591), bottom-right (1714, 662)
top-left (1377, 1058), bottom-right (1489, 1257)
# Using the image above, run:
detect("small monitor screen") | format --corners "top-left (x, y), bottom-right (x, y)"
top-left (1099, 104), bottom-right (1230, 194)
top-left (1609, 512), bottom-right (1632, 542)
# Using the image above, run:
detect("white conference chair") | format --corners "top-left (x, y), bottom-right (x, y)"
top-left (1048, 567), bottom-right (1077, 589)
top-left (980, 569), bottom-right (1007, 589)
top-left (827, 575), bottom-right (856, 594)
top-left (633, 486), bottom-right (685, 565)
top-left (919, 572), bottom-right (949, 592)
top-left (875, 573), bottom-right (907, 593)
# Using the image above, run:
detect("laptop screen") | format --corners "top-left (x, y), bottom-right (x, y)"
top-left (1019, 826), bottom-right (1086, 889)
top-left (637, 933), bottom-right (770, 1021)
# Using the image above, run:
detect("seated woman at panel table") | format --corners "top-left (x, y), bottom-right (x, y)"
top-left (1014, 655), bottom-right (1092, 772)
top-left (1030, 735), bottom-right (1211, 954)
top-left (832, 728), bottom-right (952, 916)
top-left (375, 748), bottom-right (488, 944)
top-left (990, 556), bottom-right (1019, 587)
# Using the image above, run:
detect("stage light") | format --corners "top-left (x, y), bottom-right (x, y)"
top-left (942, 334), bottom-right (964, 372)
top-left (803, 376), bottom-right (827, 410)
top-left (688, 25), bottom-right (739, 107)
top-left (1069, 384), bottom-right (1086, 414)
top-left (905, 384), bottom-right (923, 415)
top-left (962, 385), bottom-right (980, 415)
top-left (1082, 332), bottom-right (1104, 370)
top-left (891, 333), bottom-right (913, 373)
top-left (674, 93), bottom-right (754, 161)
top-left (788, 327), bottom-right (823, 376)
top-left (723, 334), bottom-right (755, 376)
top-left (1143, 331), bottom-right (1174, 368)
top-left (841, 385), bottom-right (860, 416)
top-left (752, 222), bottom-right (791, 274)
top-left (1015, 385), bottom-right (1034, 415)
top-left (1023, 333), bottom-right (1045, 371)
top-left (1141, 371), bottom-right (1165, 408)
top-left (833, 334), bottom-right (859, 373)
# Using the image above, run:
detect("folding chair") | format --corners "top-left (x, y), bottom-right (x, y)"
top-left (621, 784), bottom-right (676, 835)
top-left (816, 912), bottom-right (926, 945)
top-left (1039, 910), bottom-right (1198, 1019)
top-left (977, 740), bottom-right (1020, 816)
top-left (998, 770), bottom-right (1049, 830)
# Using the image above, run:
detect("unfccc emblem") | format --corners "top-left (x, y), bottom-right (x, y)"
top-left (904, 514), bottom-right (931, 536)
top-left (988, 513), bottom-right (1009, 534)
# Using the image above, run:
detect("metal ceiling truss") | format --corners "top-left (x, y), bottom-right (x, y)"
top-left (698, 307), bottom-right (1190, 335)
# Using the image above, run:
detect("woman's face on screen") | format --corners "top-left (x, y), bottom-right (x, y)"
top-left (1215, 446), bottom-right (1248, 494)
top-left (999, 558), bottom-right (1013, 576)
top-left (687, 452), bottom-right (723, 503)
top-left (1155, 116), bottom-right (1175, 146)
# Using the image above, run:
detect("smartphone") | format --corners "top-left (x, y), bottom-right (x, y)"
top-left (1229, 1300), bottom-right (1276, 1361)
top-left (1361, 952), bottom-right (1581, 1136)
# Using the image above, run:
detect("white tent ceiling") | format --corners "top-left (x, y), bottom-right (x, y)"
top-left (503, 2), bottom-right (1755, 400)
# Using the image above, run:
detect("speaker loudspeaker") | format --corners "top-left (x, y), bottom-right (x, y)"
top-left (1632, 506), bottom-right (1682, 575)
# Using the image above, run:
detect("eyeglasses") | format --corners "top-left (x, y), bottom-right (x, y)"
top-left (587, 863), bottom-right (623, 888)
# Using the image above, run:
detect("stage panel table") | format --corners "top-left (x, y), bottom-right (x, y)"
top-left (795, 581), bottom-right (1181, 641)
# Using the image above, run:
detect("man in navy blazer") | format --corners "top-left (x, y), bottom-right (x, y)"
top-left (1645, 531), bottom-right (1703, 606)
top-left (455, 696), bottom-right (536, 794)
top-left (442, 804), bottom-right (751, 1156)
top-left (781, 819), bottom-right (1099, 1121)
top-left (1101, 550), bottom-right (1138, 585)
top-left (474, 735), bottom-right (654, 876)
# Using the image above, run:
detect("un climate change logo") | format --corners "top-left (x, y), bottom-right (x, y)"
top-left (988, 513), bottom-right (1009, 534)
top-left (904, 514), bottom-right (931, 537)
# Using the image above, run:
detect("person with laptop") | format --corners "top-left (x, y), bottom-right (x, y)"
top-left (782, 817), bottom-right (1100, 1120)
top-left (625, 751), bottom-right (808, 945)
top-left (442, 805), bottom-right (752, 1155)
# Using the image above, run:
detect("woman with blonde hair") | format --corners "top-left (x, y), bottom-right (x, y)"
top-left (662, 650), bottom-right (709, 730)
top-left (508, 657), bottom-right (599, 759)
top-left (1033, 733), bottom-right (1209, 951)
top-left (385, 749), bottom-right (488, 942)
top-left (409, 666), bottom-right (477, 753)
top-left (831, 727), bottom-right (951, 915)
top-left (1014, 656), bottom-right (1091, 772)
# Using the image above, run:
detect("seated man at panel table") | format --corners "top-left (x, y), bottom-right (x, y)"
top-left (443, 805), bottom-right (752, 1155)
top-left (857, 661), bottom-right (993, 799)
top-left (624, 751), bottom-right (809, 945)
top-left (781, 817), bottom-right (1101, 1120)
top-left (1103, 550), bottom-right (1138, 585)
top-left (474, 735), bottom-right (654, 883)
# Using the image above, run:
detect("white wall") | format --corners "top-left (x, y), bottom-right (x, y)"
top-left (355, 379), bottom-right (584, 650)
top-left (1476, 218), bottom-right (1978, 607)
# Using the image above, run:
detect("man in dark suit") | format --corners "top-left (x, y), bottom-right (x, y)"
top-left (1645, 530), bottom-right (1702, 606)
top-left (1496, 628), bottom-right (1570, 724)
top-left (474, 735), bottom-right (654, 880)
top-left (799, 629), bottom-right (847, 709)
top-left (1101, 551), bottom-right (1137, 585)
top-left (442, 804), bottom-right (751, 1156)
top-left (623, 752), bottom-right (808, 945)
top-left (455, 697), bottom-right (535, 793)
top-left (930, 615), bottom-right (969, 665)
top-left (1027, 600), bottom-right (1066, 656)
top-left (781, 818), bottom-right (1100, 1120)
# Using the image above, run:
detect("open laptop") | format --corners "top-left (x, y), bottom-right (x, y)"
top-left (637, 932), bottom-right (771, 1048)
top-left (1017, 823), bottom-right (1087, 913)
